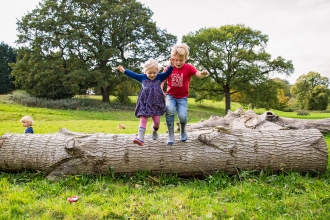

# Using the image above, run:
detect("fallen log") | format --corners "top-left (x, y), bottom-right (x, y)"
top-left (0, 128), bottom-right (327, 179)
top-left (187, 108), bottom-right (330, 132)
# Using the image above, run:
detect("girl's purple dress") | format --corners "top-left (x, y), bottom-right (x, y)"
top-left (124, 66), bottom-right (173, 117)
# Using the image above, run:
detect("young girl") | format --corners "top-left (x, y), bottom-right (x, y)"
top-left (20, 115), bottom-right (34, 134)
top-left (117, 58), bottom-right (174, 146)
top-left (163, 43), bottom-right (209, 145)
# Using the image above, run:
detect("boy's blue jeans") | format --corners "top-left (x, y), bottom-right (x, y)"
top-left (165, 94), bottom-right (188, 124)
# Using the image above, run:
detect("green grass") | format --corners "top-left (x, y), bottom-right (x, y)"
top-left (3, 94), bottom-right (329, 136)
top-left (0, 94), bottom-right (234, 135)
top-left (1, 94), bottom-right (330, 219)
top-left (261, 109), bottom-right (330, 119)
top-left (1, 170), bottom-right (330, 219)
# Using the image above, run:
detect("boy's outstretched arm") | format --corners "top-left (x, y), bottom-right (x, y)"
top-left (195, 70), bottom-right (209, 78)
top-left (160, 58), bottom-right (174, 96)
top-left (161, 80), bottom-right (167, 96)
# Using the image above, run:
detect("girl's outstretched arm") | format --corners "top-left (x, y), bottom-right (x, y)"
top-left (117, 65), bottom-right (125, 73)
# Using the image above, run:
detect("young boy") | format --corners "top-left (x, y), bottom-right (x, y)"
top-left (20, 115), bottom-right (34, 134)
top-left (163, 43), bottom-right (209, 145)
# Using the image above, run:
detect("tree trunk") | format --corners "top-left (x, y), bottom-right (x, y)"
top-left (0, 127), bottom-right (327, 180)
top-left (224, 84), bottom-right (231, 114)
top-left (101, 86), bottom-right (110, 102)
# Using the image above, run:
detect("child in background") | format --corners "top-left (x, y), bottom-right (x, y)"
top-left (163, 43), bottom-right (209, 145)
top-left (20, 115), bottom-right (34, 134)
top-left (117, 58), bottom-right (174, 146)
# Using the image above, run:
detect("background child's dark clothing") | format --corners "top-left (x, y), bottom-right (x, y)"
top-left (25, 127), bottom-right (33, 134)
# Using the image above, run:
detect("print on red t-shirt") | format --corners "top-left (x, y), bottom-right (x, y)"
top-left (171, 73), bottom-right (183, 87)
top-left (166, 64), bottom-right (197, 98)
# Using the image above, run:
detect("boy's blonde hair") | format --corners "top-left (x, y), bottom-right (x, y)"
top-left (171, 43), bottom-right (189, 60)
top-left (20, 116), bottom-right (34, 126)
top-left (143, 59), bottom-right (160, 73)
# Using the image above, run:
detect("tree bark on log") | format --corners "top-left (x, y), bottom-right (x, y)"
top-left (0, 127), bottom-right (327, 179)
top-left (187, 108), bottom-right (330, 132)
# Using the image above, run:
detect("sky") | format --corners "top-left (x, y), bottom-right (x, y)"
top-left (1, 0), bottom-right (329, 84)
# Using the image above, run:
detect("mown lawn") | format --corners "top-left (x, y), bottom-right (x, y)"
top-left (0, 94), bottom-right (240, 135)
top-left (1, 94), bottom-right (330, 219)
top-left (2, 94), bottom-right (330, 136)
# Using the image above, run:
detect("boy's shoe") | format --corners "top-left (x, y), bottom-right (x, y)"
top-left (180, 123), bottom-right (187, 142)
top-left (166, 121), bottom-right (175, 145)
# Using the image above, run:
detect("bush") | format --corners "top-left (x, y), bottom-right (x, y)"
top-left (280, 107), bottom-right (295, 112)
top-left (296, 110), bottom-right (310, 116)
top-left (10, 90), bottom-right (135, 111)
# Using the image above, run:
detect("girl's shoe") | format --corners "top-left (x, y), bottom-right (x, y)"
top-left (134, 127), bottom-right (145, 146)
top-left (151, 126), bottom-right (159, 140)
top-left (133, 138), bottom-right (144, 146)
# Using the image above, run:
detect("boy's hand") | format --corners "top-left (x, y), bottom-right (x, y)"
top-left (117, 65), bottom-right (125, 73)
top-left (201, 70), bottom-right (209, 77)
top-left (169, 57), bottom-right (175, 67)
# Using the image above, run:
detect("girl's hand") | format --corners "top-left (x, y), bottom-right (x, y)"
top-left (117, 65), bottom-right (125, 73)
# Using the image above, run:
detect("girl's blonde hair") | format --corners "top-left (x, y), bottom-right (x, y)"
top-left (20, 116), bottom-right (34, 126)
top-left (171, 43), bottom-right (189, 60)
top-left (143, 59), bottom-right (160, 73)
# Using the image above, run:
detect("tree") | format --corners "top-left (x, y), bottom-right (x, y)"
top-left (272, 78), bottom-right (291, 110)
top-left (0, 42), bottom-right (16, 94)
top-left (290, 72), bottom-right (330, 110)
top-left (273, 77), bottom-right (291, 97)
top-left (231, 79), bottom-right (282, 110)
top-left (231, 78), bottom-right (291, 110)
top-left (11, 0), bottom-right (176, 100)
top-left (183, 24), bottom-right (294, 113)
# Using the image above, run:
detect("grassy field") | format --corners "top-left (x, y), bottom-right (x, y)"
top-left (1, 94), bottom-right (330, 219)
top-left (0, 94), bottom-right (242, 135)
top-left (2, 94), bottom-right (330, 136)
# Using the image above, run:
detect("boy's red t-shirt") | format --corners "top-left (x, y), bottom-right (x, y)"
top-left (165, 63), bottom-right (197, 98)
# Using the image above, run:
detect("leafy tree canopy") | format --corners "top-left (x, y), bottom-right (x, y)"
top-left (0, 42), bottom-right (16, 94)
top-left (11, 0), bottom-right (177, 100)
top-left (290, 71), bottom-right (330, 110)
top-left (184, 24), bottom-right (294, 113)
top-left (272, 77), bottom-right (291, 97)
top-left (231, 78), bottom-right (289, 110)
